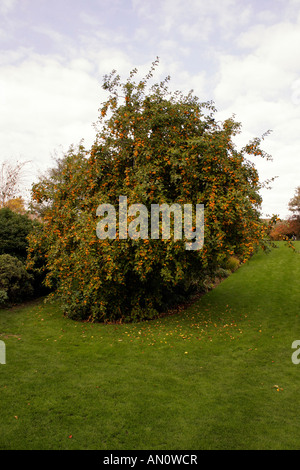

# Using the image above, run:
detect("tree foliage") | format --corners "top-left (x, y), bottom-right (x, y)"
top-left (5, 197), bottom-right (26, 214)
top-left (28, 61), bottom-right (274, 322)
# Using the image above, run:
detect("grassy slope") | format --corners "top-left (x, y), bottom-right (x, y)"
top-left (0, 242), bottom-right (299, 450)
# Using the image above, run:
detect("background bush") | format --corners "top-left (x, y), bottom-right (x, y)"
top-left (224, 256), bottom-right (241, 272)
top-left (0, 289), bottom-right (8, 307)
top-left (0, 208), bottom-right (50, 305)
top-left (270, 218), bottom-right (300, 241)
top-left (0, 254), bottom-right (34, 305)
top-left (0, 208), bottom-right (35, 260)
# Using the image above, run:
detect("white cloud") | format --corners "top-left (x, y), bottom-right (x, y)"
top-left (133, 0), bottom-right (252, 44)
top-left (0, 0), bottom-right (299, 217)
top-left (213, 15), bottom-right (300, 218)
top-left (0, 0), bottom-right (17, 15)
top-left (0, 53), bottom-right (102, 181)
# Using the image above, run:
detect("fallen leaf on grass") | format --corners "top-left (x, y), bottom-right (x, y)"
top-left (273, 385), bottom-right (284, 391)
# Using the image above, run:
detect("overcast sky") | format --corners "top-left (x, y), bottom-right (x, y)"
top-left (1, 0), bottom-right (299, 218)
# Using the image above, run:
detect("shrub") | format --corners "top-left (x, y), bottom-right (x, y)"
top-left (224, 256), bottom-right (240, 272)
top-left (0, 208), bottom-right (49, 299)
top-left (270, 218), bottom-right (300, 241)
top-left (215, 267), bottom-right (231, 279)
top-left (0, 208), bottom-right (34, 261)
top-left (28, 61), bottom-right (274, 322)
top-left (0, 254), bottom-right (34, 305)
top-left (0, 289), bottom-right (8, 307)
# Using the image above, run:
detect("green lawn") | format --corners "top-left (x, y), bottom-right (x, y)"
top-left (1, 242), bottom-right (300, 450)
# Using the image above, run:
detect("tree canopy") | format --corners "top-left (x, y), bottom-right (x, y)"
top-left (28, 61), bottom-right (274, 322)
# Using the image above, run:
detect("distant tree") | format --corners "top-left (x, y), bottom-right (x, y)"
top-left (288, 186), bottom-right (300, 219)
top-left (5, 197), bottom-right (26, 214)
top-left (0, 160), bottom-right (29, 209)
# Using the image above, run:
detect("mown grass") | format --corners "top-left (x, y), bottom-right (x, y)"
top-left (0, 242), bottom-right (299, 450)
